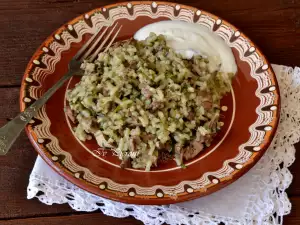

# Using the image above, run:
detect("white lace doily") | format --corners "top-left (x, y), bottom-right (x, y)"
top-left (27, 64), bottom-right (299, 225)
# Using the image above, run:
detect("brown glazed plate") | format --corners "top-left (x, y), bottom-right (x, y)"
top-left (20, 1), bottom-right (280, 204)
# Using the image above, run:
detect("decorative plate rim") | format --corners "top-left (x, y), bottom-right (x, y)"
top-left (20, 1), bottom-right (280, 204)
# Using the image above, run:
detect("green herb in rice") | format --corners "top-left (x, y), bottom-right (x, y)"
top-left (66, 33), bottom-right (234, 171)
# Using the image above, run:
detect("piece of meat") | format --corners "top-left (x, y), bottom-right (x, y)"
top-left (198, 90), bottom-right (208, 97)
top-left (129, 136), bottom-right (141, 152)
top-left (187, 112), bottom-right (195, 121)
top-left (158, 151), bottom-right (173, 162)
top-left (150, 101), bottom-right (164, 110)
top-left (102, 88), bottom-right (109, 97)
top-left (118, 129), bottom-right (124, 136)
top-left (120, 157), bottom-right (131, 169)
top-left (89, 119), bottom-right (100, 133)
top-left (183, 140), bottom-right (204, 160)
top-left (196, 91), bottom-right (213, 109)
top-left (198, 90), bottom-right (212, 100)
top-left (203, 101), bottom-right (213, 110)
top-left (129, 139), bottom-right (137, 152)
top-left (192, 140), bottom-right (204, 152)
top-left (204, 134), bottom-right (213, 142)
top-left (129, 60), bottom-right (138, 69)
top-left (157, 142), bottom-right (171, 151)
top-left (208, 114), bottom-right (219, 130)
top-left (204, 133), bottom-right (216, 147)
top-left (141, 134), bottom-right (154, 142)
top-left (141, 87), bottom-right (152, 99)
top-left (65, 106), bottom-right (76, 124)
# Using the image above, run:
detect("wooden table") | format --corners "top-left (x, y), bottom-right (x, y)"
top-left (0, 0), bottom-right (299, 224)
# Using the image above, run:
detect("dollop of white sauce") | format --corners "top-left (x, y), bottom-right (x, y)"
top-left (134, 21), bottom-right (237, 74)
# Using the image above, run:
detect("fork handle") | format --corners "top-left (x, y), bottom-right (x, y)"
top-left (0, 70), bottom-right (74, 155)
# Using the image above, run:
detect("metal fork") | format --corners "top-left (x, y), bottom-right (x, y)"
top-left (0, 23), bottom-right (122, 155)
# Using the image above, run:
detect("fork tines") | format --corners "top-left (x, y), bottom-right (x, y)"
top-left (74, 22), bottom-right (122, 62)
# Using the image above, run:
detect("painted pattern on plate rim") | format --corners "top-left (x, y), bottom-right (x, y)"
top-left (20, 2), bottom-right (280, 200)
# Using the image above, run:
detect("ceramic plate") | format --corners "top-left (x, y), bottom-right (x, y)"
top-left (20, 1), bottom-right (280, 204)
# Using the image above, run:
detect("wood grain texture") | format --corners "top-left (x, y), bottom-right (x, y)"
top-left (286, 142), bottom-right (300, 196)
top-left (0, 0), bottom-right (299, 224)
top-left (0, 88), bottom-right (74, 219)
top-left (1, 213), bottom-right (143, 225)
top-left (284, 197), bottom-right (300, 225)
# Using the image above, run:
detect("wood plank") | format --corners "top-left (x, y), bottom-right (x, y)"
top-left (1, 213), bottom-right (143, 225)
top-left (0, 0), bottom-right (299, 86)
top-left (286, 142), bottom-right (300, 196)
top-left (284, 197), bottom-right (300, 225)
top-left (0, 88), bottom-right (74, 219)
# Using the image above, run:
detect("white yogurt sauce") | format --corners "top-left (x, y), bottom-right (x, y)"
top-left (134, 20), bottom-right (237, 74)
